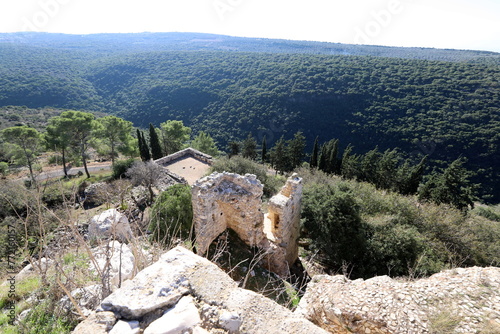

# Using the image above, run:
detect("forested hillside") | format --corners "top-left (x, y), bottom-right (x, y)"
top-left (0, 33), bottom-right (498, 201)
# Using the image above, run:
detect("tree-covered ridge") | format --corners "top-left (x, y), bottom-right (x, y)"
top-left (82, 52), bottom-right (499, 199)
top-left (2, 32), bottom-right (499, 64)
top-left (0, 41), bottom-right (498, 201)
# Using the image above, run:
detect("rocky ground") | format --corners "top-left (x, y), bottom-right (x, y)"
top-left (297, 267), bottom-right (500, 334)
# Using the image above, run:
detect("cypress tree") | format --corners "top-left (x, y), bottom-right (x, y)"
top-left (327, 139), bottom-right (339, 174)
top-left (141, 131), bottom-right (151, 161)
top-left (310, 136), bottom-right (319, 168)
top-left (137, 129), bottom-right (146, 161)
top-left (261, 135), bottom-right (267, 163)
top-left (149, 123), bottom-right (163, 160)
top-left (318, 142), bottom-right (328, 173)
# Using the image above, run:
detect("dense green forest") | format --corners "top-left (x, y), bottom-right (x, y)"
top-left (0, 33), bottom-right (498, 201)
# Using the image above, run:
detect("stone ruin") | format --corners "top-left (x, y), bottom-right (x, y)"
top-left (191, 172), bottom-right (303, 276)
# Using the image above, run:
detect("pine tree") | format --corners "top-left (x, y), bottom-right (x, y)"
top-left (419, 157), bottom-right (477, 211)
top-left (270, 136), bottom-right (287, 174)
top-left (261, 135), bottom-right (267, 163)
top-left (149, 123), bottom-right (163, 160)
top-left (318, 142), bottom-right (328, 173)
top-left (242, 133), bottom-right (257, 160)
top-left (288, 131), bottom-right (306, 171)
top-left (310, 136), bottom-right (319, 168)
top-left (340, 144), bottom-right (359, 179)
top-left (228, 141), bottom-right (240, 158)
top-left (398, 155), bottom-right (427, 195)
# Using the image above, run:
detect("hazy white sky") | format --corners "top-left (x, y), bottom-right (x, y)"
top-left (0, 0), bottom-right (499, 52)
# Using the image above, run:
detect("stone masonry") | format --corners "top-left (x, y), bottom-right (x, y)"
top-left (263, 174), bottom-right (303, 275)
top-left (191, 172), bottom-right (303, 276)
top-left (192, 172), bottom-right (266, 256)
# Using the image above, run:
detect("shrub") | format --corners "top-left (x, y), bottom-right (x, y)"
top-left (112, 158), bottom-right (136, 179)
top-left (0, 162), bottom-right (8, 176)
top-left (302, 181), bottom-right (369, 276)
top-left (149, 184), bottom-right (193, 247)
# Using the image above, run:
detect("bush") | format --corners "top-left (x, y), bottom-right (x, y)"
top-left (474, 206), bottom-right (500, 222)
top-left (112, 158), bottom-right (136, 179)
top-left (0, 162), bottom-right (8, 176)
top-left (302, 181), bottom-right (369, 276)
top-left (149, 184), bottom-right (193, 247)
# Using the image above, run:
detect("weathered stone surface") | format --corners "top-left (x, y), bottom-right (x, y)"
top-left (144, 296), bottom-right (201, 334)
top-left (91, 241), bottom-right (136, 290)
top-left (192, 172), bottom-right (303, 277)
top-left (88, 209), bottom-right (133, 242)
top-left (75, 246), bottom-right (326, 333)
top-left (58, 284), bottom-right (103, 317)
top-left (100, 246), bottom-right (206, 319)
top-left (95, 311), bottom-right (118, 331)
top-left (72, 312), bottom-right (109, 334)
top-left (109, 320), bottom-right (140, 334)
top-left (219, 310), bottom-right (241, 333)
top-left (192, 172), bottom-right (265, 255)
top-left (297, 267), bottom-right (500, 334)
top-left (263, 173), bottom-right (303, 276)
top-left (83, 182), bottom-right (110, 206)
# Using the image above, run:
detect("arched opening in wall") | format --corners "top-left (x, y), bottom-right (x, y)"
top-left (273, 213), bottom-right (280, 232)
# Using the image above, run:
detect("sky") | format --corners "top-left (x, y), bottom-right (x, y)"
top-left (0, 0), bottom-right (499, 52)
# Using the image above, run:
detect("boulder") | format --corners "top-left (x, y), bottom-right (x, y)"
top-left (91, 241), bottom-right (135, 289)
top-left (109, 320), bottom-right (140, 334)
top-left (144, 296), bottom-right (201, 334)
top-left (88, 209), bottom-right (133, 242)
top-left (75, 246), bottom-right (326, 333)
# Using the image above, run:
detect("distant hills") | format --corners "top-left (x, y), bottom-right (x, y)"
top-left (1, 32), bottom-right (500, 63)
top-left (0, 32), bottom-right (498, 201)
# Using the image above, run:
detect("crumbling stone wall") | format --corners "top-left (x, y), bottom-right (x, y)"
top-left (192, 172), bottom-right (265, 255)
top-left (263, 174), bottom-right (303, 275)
top-left (155, 147), bottom-right (213, 166)
top-left (192, 172), bottom-right (303, 276)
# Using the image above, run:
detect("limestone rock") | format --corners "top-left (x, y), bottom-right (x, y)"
top-left (192, 172), bottom-right (303, 277)
top-left (219, 310), bottom-right (241, 333)
top-left (76, 246), bottom-right (326, 333)
top-left (262, 173), bottom-right (303, 276)
top-left (144, 296), bottom-right (201, 334)
top-left (58, 284), bottom-right (103, 317)
top-left (109, 320), bottom-right (140, 334)
top-left (84, 182), bottom-right (108, 206)
top-left (192, 172), bottom-right (265, 255)
top-left (88, 208), bottom-right (133, 242)
top-left (297, 267), bottom-right (500, 334)
top-left (91, 241), bottom-right (135, 289)
top-left (72, 312), bottom-right (109, 334)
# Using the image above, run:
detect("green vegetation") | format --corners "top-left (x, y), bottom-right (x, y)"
top-left (299, 168), bottom-right (500, 278)
top-left (149, 184), bottom-right (193, 246)
top-left (190, 131), bottom-right (219, 156)
top-left (92, 116), bottom-right (136, 165)
top-left (0, 35), bottom-right (498, 200)
top-left (1, 125), bottom-right (42, 185)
